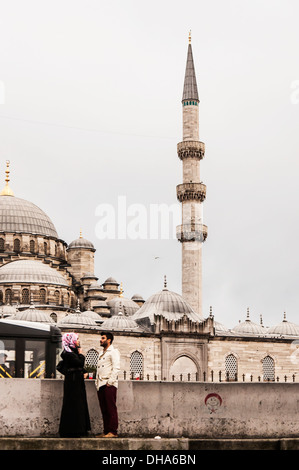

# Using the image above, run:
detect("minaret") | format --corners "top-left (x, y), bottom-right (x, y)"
top-left (176, 32), bottom-right (207, 318)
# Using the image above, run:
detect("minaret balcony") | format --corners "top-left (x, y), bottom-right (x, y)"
top-left (176, 182), bottom-right (206, 202)
top-left (177, 141), bottom-right (205, 160)
top-left (176, 223), bottom-right (208, 243)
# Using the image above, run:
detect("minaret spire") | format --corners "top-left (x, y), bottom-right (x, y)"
top-left (176, 36), bottom-right (207, 318)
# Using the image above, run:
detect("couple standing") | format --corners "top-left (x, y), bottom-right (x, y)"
top-left (59, 331), bottom-right (120, 438)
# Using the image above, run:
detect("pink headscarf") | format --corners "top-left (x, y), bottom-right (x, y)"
top-left (62, 332), bottom-right (79, 352)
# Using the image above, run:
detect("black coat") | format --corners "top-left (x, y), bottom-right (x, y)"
top-left (59, 349), bottom-right (91, 437)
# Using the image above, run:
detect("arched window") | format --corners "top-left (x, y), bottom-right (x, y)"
top-left (0, 290), bottom-right (3, 304)
top-left (29, 240), bottom-right (35, 253)
top-left (39, 288), bottom-right (46, 304)
top-left (130, 351), bottom-right (144, 379)
top-left (54, 290), bottom-right (60, 306)
top-left (44, 242), bottom-right (48, 255)
top-left (21, 288), bottom-right (30, 304)
top-left (262, 355), bottom-right (275, 381)
top-left (86, 349), bottom-right (99, 368)
top-left (5, 289), bottom-right (12, 304)
top-left (13, 239), bottom-right (21, 252)
top-left (0, 238), bottom-right (5, 252)
top-left (225, 354), bottom-right (238, 381)
top-left (50, 312), bottom-right (57, 323)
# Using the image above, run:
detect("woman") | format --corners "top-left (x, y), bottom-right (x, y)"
top-left (59, 332), bottom-right (91, 437)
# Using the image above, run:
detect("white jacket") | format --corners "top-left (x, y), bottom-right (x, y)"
top-left (95, 345), bottom-right (120, 390)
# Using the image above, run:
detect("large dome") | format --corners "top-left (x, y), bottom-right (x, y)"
top-left (12, 305), bottom-right (55, 324)
top-left (107, 296), bottom-right (140, 316)
top-left (0, 260), bottom-right (69, 287)
top-left (0, 196), bottom-right (58, 238)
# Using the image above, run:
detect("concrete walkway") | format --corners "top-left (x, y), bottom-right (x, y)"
top-left (1, 437), bottom-right (299, 450)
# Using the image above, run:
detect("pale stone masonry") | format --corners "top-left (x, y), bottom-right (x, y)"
top-left (176, 37), bottom-right (207, 318)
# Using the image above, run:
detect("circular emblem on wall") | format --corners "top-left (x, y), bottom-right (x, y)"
top-left (204, 393), bottom-right (222, 414)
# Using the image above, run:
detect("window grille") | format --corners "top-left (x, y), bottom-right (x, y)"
top-left (21, 289), bottom-right (30, 304)
top-left (225, 354), bottom-right (238, 381)
top-left (13, 239), bottom-right (21, 252)
top-left (5, 289), bottom-right (12, 304)
top-left (54, 291), bottom-right (60, 306)
top-left (44, 242), bottom-right (48, 255)
top-left (130, 351), bottom-right (143, 378)
top-left (0, 290), bottom-right (3, 304)
top-left (262, 355), bottom-right (275, 381)
top-left (39, 288), bottom-right (46, 304)
top-left (29, 240), bottom-right (35, 253)
top-left (0, 238), bottom-right (4, 252)
top-left (86, 349), bottom-right (99, 367)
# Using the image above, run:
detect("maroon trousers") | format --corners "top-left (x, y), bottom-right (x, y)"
top-left (97, 385), bottom-right (118, 435)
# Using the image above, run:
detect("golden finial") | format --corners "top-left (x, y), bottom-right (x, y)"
top-left (79, 229), bottom-right (83, 238)
top-left (189, 30), bottom-right (191, 44)
top-left (0, 160), bottom-right (14, 196)
top-left (120, 282), bottom-right (124, 297)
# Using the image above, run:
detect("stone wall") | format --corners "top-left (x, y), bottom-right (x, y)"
top-left (1, 379), bottom-right (299, 438)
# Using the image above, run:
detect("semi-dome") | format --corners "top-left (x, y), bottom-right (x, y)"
top-left (0, 195), bottom-right (58, 238)
top-left (107, 296), bottom-right (140, 316)
top-left (0, 260), bottom-right (69, 287)
top-left (267, 313), bottom-right (299, 337)
top-left (232, 309), bottom-right (264, 336)
top-left (100, 313), bottom-right (143, 332)
top-left (132, 287), bottom-right (202, 324)
top-left (12, 305), bottom-right (55, 324)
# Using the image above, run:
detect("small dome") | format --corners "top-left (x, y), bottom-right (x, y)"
top-left (132, 287), bottom-right (202, 324)
top-left (107, 296), bottom-right (140, 316)
top-left (12, 305), bottom-right (54, 324)
top-left (100, 313), bottom-right (143, 332)
top-left (0, 304), bottom-right (18, 318)
top-left (67, 236), bottom-right (95, 250)
top-left (58, 311), bottom-right (99, 329)
top-left (0, 196), bottom-right (58, 238)
top-left (131, 294), bottom-right (145, 302)
top-left (267, 314), bottom-right (299, 337)
top-left (103, 277), bottom-right (119, 285)
top-left (81, 309), bottom-right (104, 323)
top-left (232, 309), bottom-right (264, 336)
top-left (0, 260), bottom-right (69, 287)
top-left (88, 282), bottom-right (103, 291)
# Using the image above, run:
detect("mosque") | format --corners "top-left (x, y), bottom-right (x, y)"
top-left (1, 35), bottom-right (299, 383)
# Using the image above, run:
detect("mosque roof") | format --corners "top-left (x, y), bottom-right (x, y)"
top-left (81, 309), bottom-right (104, 323)
top-left (232, 309), bottom-right (265, 336)
top-left (100, 313), bottom-right (144, 332)
top-left (0, 304), bottom-right (18, 318)
top-left (132, 285), bottom-right (202, 325)
top-left (12, 305), bottom-right (55, 324)
top-left (0, 260), bottom-right (69, 287)
top-left (267, 313), bottom-right (299, 337)
top-left (57, 310), bottom-right (99, 329)
top-left (107, 296), bottom-right (140, 316)
top-left (67, 232), bottom-right (95, 250)
top-left (0, 196), bottom-right (58, 238)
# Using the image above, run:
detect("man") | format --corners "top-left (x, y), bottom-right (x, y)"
top-left (95, 332), bottom-right (120, 438)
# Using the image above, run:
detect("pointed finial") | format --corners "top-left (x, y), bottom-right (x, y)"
top-left (209, 306), bottom-right (213, 318)
top-left (246, 307), bottom-right (250, 320)
top-left (79, 229), bottom-right (83, 238)
top-left (76, 299), bottom-right (80, 312)
top-left (283, 311), bottom-right (287, 322)
top-left (260, 314), bottom-right (263, 326)
top-left (164, 275), bottom-right (167, 290)
top-left (189, 30), bottom-right (191, 44)
top-left (120, 282), bottom-right (123, 297)
top-left (0, 160), bottom-right (14, 196)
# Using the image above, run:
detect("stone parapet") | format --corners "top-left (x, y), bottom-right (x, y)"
top-left (176, 223), bottom-right (208, 243)
top-left (177, 141), bottom-right (205, 160)
top-left (176, 182), bottom-right (206, 202)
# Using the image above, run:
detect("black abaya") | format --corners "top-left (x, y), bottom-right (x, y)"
top-left (59, 349), bottom-right (91, 437)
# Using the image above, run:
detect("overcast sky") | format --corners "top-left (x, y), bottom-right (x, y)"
top-left (0, 0), bottom-right (298, 329)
